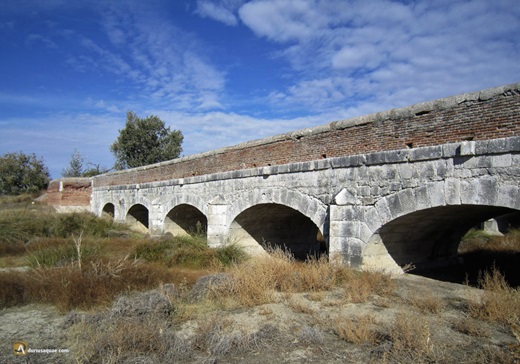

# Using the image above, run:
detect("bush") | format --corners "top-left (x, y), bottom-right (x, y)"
top-left (133, 236), bottom-right (249, 269)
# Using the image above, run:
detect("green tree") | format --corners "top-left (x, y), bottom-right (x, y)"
top-left (0, 152), bottom-right (50, 195)
top-left (110, 111), bottom-right (183, 170)
top-left (62, 149), bottom-right (84, 177)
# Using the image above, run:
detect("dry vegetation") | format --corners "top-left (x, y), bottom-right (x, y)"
top-left (1, 198), bottom-right (519, 363)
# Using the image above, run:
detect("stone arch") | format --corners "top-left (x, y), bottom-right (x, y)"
top-left (126, 202), bottom-right (150, 234)
top-left (228, 187), bottom-right (328, 233)
top-left (162, 195), bottom-right (208, 218)
top-left (101, 203), bottom-right (115, 218)
top-left (161, 195), bottom-right (208, 237)
top-left (227, 188), bottom-right (328, 259)
top-left (361, 180), bottom-right (520, 272)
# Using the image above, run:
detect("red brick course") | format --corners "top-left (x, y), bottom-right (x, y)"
top-left (46, 179), bottom-right (91, 207)
top-left (93, 84), bottom-right (519, 187)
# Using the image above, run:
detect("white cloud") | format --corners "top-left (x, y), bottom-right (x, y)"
top-left (237, 0), bottom-right (520, 114)
top-left (196, 0), bottom-right (240, 26)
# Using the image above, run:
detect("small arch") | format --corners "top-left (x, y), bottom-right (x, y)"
top-left (229, 203), bottom-right (326, 260)
top-left (126, 204), bottom-right (149, 233)
top-left (102, 203), bottom-right (115, 218)
top-left (165, 204), bottom-right (207, 237)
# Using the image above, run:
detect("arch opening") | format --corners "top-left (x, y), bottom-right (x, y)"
top-left (126, 204), bottom-right (149, 233)
top-left (229, 203), bottom-right (326, 260)
top-left (165, 204), bottom-right (207, 238)
top-left (102, 203), bottom-right (115, 218)
top-left (373, 205), bottom-right (519, 286)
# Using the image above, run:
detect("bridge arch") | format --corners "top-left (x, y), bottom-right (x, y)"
top-left (101, 202), bottom-right (115, 218)
top-left (361, 180), bottom-right (519, 271)
top-left (227, 188), bottom-right (328, 259)
top-left (161, 195), bottom-right (208, 237)
top-left (125, 197), bottom-right (153, 234)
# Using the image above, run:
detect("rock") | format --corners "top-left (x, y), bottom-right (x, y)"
top-left (110, 290), bottom-right (173, 318)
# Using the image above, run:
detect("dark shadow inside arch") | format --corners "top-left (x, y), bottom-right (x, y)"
top-left (165, 204), bottom-right (207, 237)
top-left (378, 205), bottom-right (519, 286)
top-left (230, 203), bottom-right (326, 260)
top-left (102, 203), bottom-right (115, 218)
top-left (126, 204), bottom-right (149, 233)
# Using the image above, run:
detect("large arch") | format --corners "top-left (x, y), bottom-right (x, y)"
top-left (227, 188), bottom-right (328, 259)
top-left (361, 180), bottom-right (520, 272)
top-left (126, 204), bottom-right (149, 234)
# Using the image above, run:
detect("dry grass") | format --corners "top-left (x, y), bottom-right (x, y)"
top-left (68, 316), bottom-right (192, 364)
top-left (0, 259), bottom-right (209, 312)
top-left (212, 247), bottom-right (395, 308)
top-left (468, 266), bottom-right (520, 326)
top-left (334, 313), bottom-right (380, 345)
top-left (407, 291), bottom-right (446, 314)
top-left (459, 228), bottom-right (520, 254)
top-left (387, 311), bottom-right (432, 356)
top-left (452, 315), bottom-right (491, 337)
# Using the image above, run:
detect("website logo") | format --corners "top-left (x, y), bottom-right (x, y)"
top-left (13, 342), bottom-right (28, 356)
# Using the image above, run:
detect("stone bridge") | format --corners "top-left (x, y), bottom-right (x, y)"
top-left (50, 83), bottom-right (520, 273)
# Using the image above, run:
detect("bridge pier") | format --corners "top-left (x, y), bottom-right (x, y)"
top-left (207, 196), bottom-right (229, 248)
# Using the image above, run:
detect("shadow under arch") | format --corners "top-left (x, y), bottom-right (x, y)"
top-left (165, 204), bottom-right (207, 238)
top-left (229, 203), bottom-right (327, 260)
top-left (126, 204), bottom-right (149, 234)
top-left (372, 204), bottom-right (517, 270)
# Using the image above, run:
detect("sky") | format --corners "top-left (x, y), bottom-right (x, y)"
top-left (1, 0), bottom-right (519, 179)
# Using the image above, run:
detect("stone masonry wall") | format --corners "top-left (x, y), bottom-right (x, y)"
top-left (94, 83), bottom-right (520, 187)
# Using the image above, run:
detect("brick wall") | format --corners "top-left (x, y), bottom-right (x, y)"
top-left (46, 178), bottom-right (92, 208)
top-left (94, 83), bottom-right (520, 187)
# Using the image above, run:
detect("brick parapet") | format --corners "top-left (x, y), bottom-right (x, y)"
top-left (46, 178), bottom-right (92, 208)
top-left (93, 82), bottom-right (520, 187)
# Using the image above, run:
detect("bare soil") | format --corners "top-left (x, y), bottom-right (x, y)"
top-left (1, 274), bottom-right (519, 364)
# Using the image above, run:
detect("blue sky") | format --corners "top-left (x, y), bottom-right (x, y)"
top-left (1, 0), bottom-right (519, 179)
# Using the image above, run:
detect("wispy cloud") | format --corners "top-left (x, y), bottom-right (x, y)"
top-left (235, 0), bottom-right (520, 113)
top-left (195, 0), bottom-right (243, 26)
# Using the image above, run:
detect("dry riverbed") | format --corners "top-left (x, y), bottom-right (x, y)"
top-left (1, 274), bottom-right (519, 364)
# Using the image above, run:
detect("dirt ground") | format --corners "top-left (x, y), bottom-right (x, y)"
top-left (1, 274), bottom-right (518, 364)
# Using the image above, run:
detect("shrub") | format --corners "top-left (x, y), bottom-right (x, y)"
top-left (468, 266), bottom-right (520, 325)
top-left (335, 314), bottom-right (380, 345)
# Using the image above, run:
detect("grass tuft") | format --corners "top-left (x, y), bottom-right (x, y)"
top-left (468, 266), bottom-right (520, 326)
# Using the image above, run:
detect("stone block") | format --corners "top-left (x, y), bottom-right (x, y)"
top-left (398, 163), bottom-right (414, 179)
top-left (496, 185), bottom-right (519, 209)
top-left (428, 181), bottom-right (446, 207)
top-left (330, 221), bottom-right (360, 238)
top-left (365, 152), bottom-right (386, 166)
top-left (460, 179), bottom-right (479, 205)
top-left (491, 154), bottom-right (512, 168)
top-left (477, 177), bottom-right (499, 205)
top-left (397, 188), bottom-right (415, 215)
top-left (487, 138), bottom-right (508, 154)
top-left (334, 187), bottom-right (360, 206)
top-left (410, 146), bottom-right (443, 161)
top-left (441, 142), bottom-right (458, 158)
top-left (363, 207), bottom-right (382, 233)
top-left (375, 197), bottom-right (392, 225)
top-left (444, 178), bottom-right (461, 205)
top-left (460, 141), bottom-right (476, 156)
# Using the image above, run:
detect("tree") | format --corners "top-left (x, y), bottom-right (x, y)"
top-left (110, 111), bottom-right (183, 170)
top-left (62, 149), bottom-right (84, 177)
top-left (62, 150), bottom-right (110, 177)
top-left (0, 152), bottom-right (50, 195)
